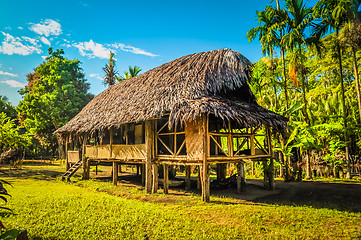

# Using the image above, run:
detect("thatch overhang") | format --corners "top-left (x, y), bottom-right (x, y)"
top-left (55, 49), bottom-right (287, 140)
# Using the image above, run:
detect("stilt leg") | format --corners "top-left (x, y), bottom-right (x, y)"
top-left (163, 164), bottom-right (169, 194)
top-left (152, 164), bottom-right (158, 193)
top-left (185, 166), bottom-right (191, 190)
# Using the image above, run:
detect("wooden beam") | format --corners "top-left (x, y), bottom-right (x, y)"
top-left (145, 120), bottom-right (154, 193)
top-left (185, 166), bottom-right (191, 190)
top-left (163, 164), bottom-right (169, 194)
top-left (152, 164), bottom-right (158, 193)
top-left (112, 161), bottom-right (118, 185)
top-left (237, 161), bottom-right (246, 194)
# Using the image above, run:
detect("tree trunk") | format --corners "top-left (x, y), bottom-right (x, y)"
top-left (352, 48), bottom-right (361, 122)
top-left (337, 42), bottom-right (351, 179)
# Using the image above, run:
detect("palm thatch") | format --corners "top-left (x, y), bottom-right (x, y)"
top-left (55, 49), bottom-right (287, 139)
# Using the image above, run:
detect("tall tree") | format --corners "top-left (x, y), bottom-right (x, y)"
top-left (312, 0), bottom-right (357, 178)
top-left (282, 0), bottom-right (312, 124)
top-left (17, 48), bottom-right (93, 157)
top-left (103, 51), bottom-right (118, 87)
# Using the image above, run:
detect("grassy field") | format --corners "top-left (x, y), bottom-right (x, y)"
top-left (0, 163), bottom-right (360, 239)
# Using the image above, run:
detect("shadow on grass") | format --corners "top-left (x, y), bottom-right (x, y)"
top-left (239, 180), bottom-right (361, 213)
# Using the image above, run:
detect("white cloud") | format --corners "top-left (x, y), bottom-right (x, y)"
top-left (18, 27), bottom-right (23, 30)
top-left (0, 71), bottom-right (18, 77)
top-left (41, 56), bottom-right (47, 60)
top-left (0, 80), bottom-right (26, 88)
top-left (29, 19), bottom-right (62, 37)
top-left (22, 36), bottom-right (39, 46)
top-left (73, 40), bottom-right (112, 59)
top-left (72, 39), bottom-right (158, 59)
top-left (111, 43), bottom-right (158, 57)
top-left (89, 73), bottom-right (103, 80)
top-left (0, 32), bottom-right (42, 55)
top-left (40, 36), bottom-right (51, 46)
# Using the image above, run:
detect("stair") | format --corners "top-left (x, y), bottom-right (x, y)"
top-left (62, 159), bottom-right (83, 180)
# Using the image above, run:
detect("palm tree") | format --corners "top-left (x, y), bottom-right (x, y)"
top-left (312, 0), bottom-right (358, 179)
top-left (247, 5), bottom-right (280, 109)
top-left (117, 66), bottom-right (142, 81)
top-left (339, 8), bottom-right (361, 122)
top-left (103, 51), bottom-right (118, 87)
top-left (281, 0), bottom-right (313, 125)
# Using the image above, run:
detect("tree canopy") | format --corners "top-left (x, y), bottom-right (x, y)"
top-left (16, 48), bottom-right (93, 155)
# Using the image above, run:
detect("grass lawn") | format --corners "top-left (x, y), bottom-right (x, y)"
top-left (0, 163), bottom-right (360, 239)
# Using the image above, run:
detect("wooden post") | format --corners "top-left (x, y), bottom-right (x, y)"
top-left (197, 167), bottom-right (201, 190)
top-left (109, 127), bottom-right (113, 159)
top-left (136, 164), bottom-right (140, 176)
top-left (201, 114), bottom-right (210, 202)
top-left (217, 163), bottom-right (227, 182)
top-left (65, 137), bottom-right (69, 170)
top-left (118, 164), bottom-right (122, 173)
top-left (145, 120), bottom-right (154, 193)
top-left (112, 161), bottom-right (118, 185)
top-left (237, 161), bottom-right (246, 194)
top-left (185, 165), bottom-right (191, 190)
top-left (141, 164), bottom-right (145, 186)
top-left (95, 164), bottom-right (98, 175)
top-left (250, 132), bottom-right (255, 156)
top-left (163, 164), bottom-right (169, 194)
top-left (152, 164), bottom-right (158, 193)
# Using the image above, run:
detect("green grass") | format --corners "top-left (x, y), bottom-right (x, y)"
top-left (0, 164), bottom-right (360, 239)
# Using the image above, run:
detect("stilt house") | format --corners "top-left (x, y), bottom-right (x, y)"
top-left (55, 49), bottom-right (287, 202)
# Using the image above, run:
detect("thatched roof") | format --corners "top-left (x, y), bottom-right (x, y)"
top-left (55, 49), bottom-right (287, 138)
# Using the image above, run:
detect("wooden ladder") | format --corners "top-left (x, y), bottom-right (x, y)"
top-left (62, 159), bottom-right (83, 180)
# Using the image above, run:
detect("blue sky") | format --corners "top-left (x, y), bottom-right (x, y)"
top-left (0, 0), bottom-right (317, 106)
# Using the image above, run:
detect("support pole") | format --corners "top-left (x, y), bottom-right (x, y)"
top-left (237, 161), bottom-right (246, 194)
top-left (197, 167), bottom-right (201, 190)
top-left (185, 165), bottom-right (191, 190)
top-left (163, 164), bottom-right (169, 194)
top-left (141, 164), bottom-right (145, 186)
top-left (152, 164), bottom-right (158, 193)
top-left (145, 120), bottom-right (154, 193)
top-left (217, 163), bottom-right (227, 182)
top-left (136, 164), bottom-right (140, 176)
top-left (65, 137), bottom-right (69, 170)
top-left (201, 114), bottom-right (210, 202)
top-left (112, 161), bottom-right (118, 185)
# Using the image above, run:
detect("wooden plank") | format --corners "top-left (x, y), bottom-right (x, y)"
top-left (185, 166), bottom-right (191, 190)
top-left (145, 120), bottom-right (154, 193)
top-left (152, 164), bottom-right (158, 193)
top-left (163, 164), bottom-right (169, 194)
top-left (250, 134), bottom-right (256, 155)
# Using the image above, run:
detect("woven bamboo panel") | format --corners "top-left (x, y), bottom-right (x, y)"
top-left (97, 145), bottom-right (111, 158)
top-left (185, 117), bottom-right (204, 161)
top-left (67, 151), bottom-right (79, 163)
top-left (112, 144), bottom-right (146, 160)
top-left (85, 146), bottom-right (98, 158)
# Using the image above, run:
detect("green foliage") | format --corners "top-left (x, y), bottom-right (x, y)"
top-left (103, 51), bottom-right (118, 87)
top-left (16, 48), bottom-right (93, 154)
top-left (0, 96), bottom-right (16, 120)
top-left (0, 112), bottom-right (31, 153)
top-left (117, 66), bottom-right (142, 81)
